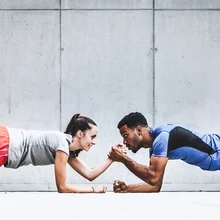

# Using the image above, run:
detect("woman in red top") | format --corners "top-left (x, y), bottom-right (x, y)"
top-left (0, 125), bottom-right (9, 166)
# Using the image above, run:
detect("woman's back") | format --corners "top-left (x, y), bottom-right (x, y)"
top-left (5, 127), bottom-right (72, 168)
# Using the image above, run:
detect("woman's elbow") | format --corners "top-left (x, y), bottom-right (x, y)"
top-left (86, 175), bottom-right (97, 182)
top-left (85, 170), bottom-right (98, 181)
top-left (58, 189), bottom-right (64, 193)
top-left (57, 184), bottom-right (68, 193)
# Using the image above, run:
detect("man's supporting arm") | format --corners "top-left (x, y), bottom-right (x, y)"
top-left (114, 180), bottom-right (163, 193)
top-left (121, 155), bottom-right (168, 185)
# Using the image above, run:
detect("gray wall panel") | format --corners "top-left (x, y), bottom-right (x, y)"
top-left (156, 0), bottom-right (220, 9)
top-left (62, 0), bottom-right (152, 9)
top-left (155, 11), bottom-right (220, 184)
top-left (0, 11), bottom-right (60, 189)
top-left (155, 11), bottom-right (220, 130)
top-left (0, 0), bottom-right (59, 9)
top-left (0, 11), bottom-right (60, 129)
top-left (61, 10), bottom-right (153, 183)
top-left (1, 1), bottom-right (220, 191)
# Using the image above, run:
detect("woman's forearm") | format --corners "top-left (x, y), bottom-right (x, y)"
top-left (88, 158), bottom-right (113, 181)
top-left (57, 183), bottom-right (94, 193)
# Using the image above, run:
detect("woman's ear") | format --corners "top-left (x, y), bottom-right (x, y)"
top-left (76, 130), bottom-right (83, 138)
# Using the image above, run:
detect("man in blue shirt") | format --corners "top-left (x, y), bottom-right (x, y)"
top-left (109, 112), bottom-right (220, 193)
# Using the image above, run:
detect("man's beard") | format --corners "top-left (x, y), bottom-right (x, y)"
top-left (131, 134), bottom-right (143, 153)
top-left (131, 145), bottom-right (142, 153)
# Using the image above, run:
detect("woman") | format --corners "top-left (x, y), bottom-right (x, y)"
top-left (0, 114), bottom-right (125, 193)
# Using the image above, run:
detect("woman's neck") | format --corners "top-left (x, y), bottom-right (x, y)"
top-left (69, 138), bottom-right (82, 151)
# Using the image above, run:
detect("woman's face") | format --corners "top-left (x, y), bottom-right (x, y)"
top-left (80, 124), bottom-right (98, 151)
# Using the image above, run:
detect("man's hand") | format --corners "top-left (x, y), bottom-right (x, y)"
top-left (113, 180), bottom-right (127, 193)
top-left (108, 144), bottom-right (127, 162)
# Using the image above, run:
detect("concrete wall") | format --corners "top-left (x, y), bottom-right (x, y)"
top-left (0, 0), bottom-right (220, 191)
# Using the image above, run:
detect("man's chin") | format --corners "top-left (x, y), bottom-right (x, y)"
top-left (131, 146), bottom-right (141, 153)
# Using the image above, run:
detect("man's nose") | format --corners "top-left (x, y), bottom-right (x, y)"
top-left (123, 139), bottom-right (127, 144)
top-left (92, 140), bottom-right (96, 145)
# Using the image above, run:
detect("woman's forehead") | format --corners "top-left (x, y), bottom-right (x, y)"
top-left (88, 124), bottom-right (98, 134)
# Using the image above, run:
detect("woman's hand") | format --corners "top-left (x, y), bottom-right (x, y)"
top-left (93, 185), bottom-right (107, 193)
top-left (118, 144), bottom-right (127, 154)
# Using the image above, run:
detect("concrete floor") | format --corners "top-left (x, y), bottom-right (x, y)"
top-left (0, 192), bottom-right (219, 220)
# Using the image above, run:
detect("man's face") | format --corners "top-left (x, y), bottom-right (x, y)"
top-left (119, 125), bottom-right (143, 153)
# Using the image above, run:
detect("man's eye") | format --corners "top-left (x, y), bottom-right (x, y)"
top-left (123, 134), bottom-right (127, 138)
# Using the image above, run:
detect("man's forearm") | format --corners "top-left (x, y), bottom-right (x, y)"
top-left (126, 181), bottom-right (162, 193)
top-left (121, 155), bottom-right (156, 185)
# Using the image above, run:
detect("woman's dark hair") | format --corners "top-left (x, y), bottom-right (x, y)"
top-left (117, 112), bottom-right (148, 129)
top-left (65, 113), bottom-right (97, 157)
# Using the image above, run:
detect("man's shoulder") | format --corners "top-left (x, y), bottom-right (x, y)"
top-left (151, 124), bottom-right (177, 137)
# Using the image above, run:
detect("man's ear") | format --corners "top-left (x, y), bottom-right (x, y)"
top-left (136, 125), bottom-right (143, 135)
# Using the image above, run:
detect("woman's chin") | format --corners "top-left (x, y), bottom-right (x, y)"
top-left (84, 147), bottom-right (90, 152)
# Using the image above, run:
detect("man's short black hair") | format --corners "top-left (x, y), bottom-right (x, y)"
top-left (117, 112), bottom-right (148, 129)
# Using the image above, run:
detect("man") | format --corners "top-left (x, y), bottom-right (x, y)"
top-left (109, 112), bottom-right (220, 193)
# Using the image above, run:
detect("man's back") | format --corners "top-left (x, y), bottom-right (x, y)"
top-left (150, 124), bottom-right (220, 171)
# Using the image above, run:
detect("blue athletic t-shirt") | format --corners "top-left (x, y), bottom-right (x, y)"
top-left (149, 125), bottom-right (220, 171)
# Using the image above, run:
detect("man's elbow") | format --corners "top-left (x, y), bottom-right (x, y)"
top-left (148, 178), bottom-right (158, 186)
top-left (144, 175), bottom-right (160, 186)
top-left (148, 179), bottom-right (162, 193)
top-left (143, 177), bottom-right (156, 186)
top-left (153, 183), bottom-right (162, 193)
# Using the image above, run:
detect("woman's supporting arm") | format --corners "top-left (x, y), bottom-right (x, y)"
top-left (54, 150), bottom-right (106, 193)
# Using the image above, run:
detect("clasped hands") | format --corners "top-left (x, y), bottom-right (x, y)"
top-left (108, 144), bottom-right (128, 193)
top-left (108, 144), bottom-right (127, 162)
